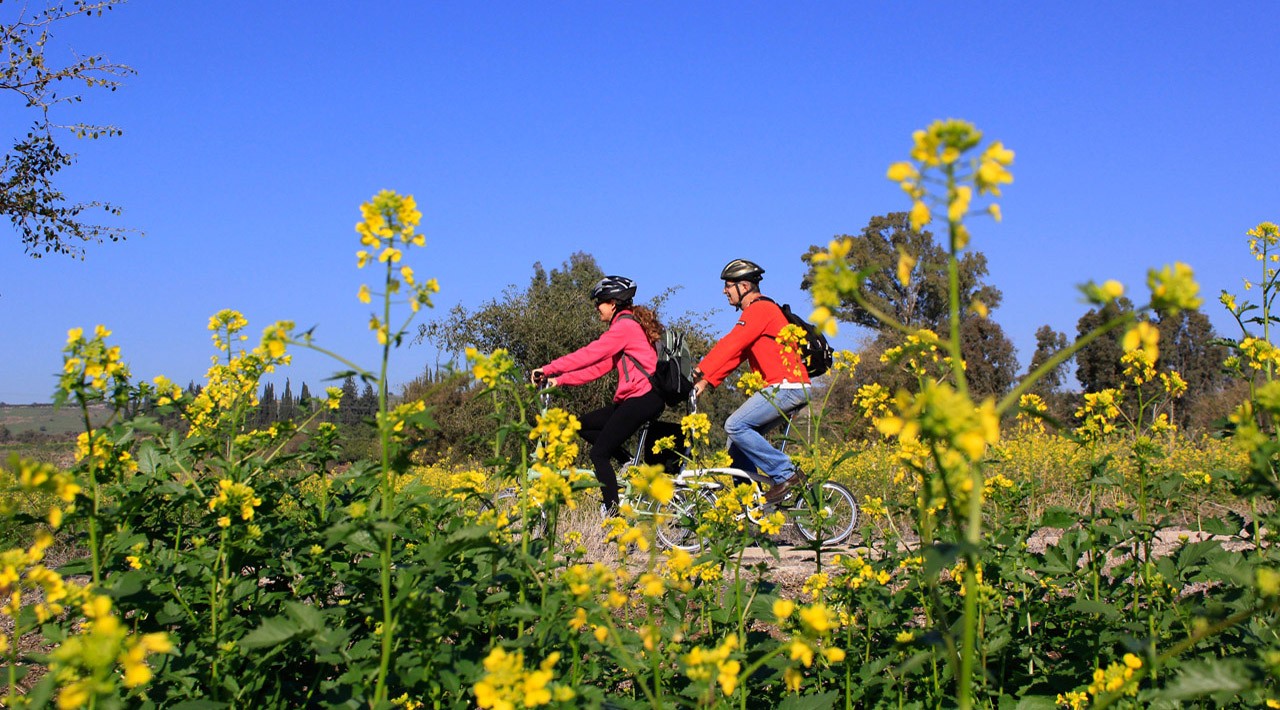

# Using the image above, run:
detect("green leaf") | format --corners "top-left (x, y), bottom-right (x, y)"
top-left (1156, 659), bottom-right (1251, 700)
top-left (169, 701), bottom-right (230, 710)
top-left (1068, 598), bottom-right (1120, 619)
top-left (136, 444), bottom-right (166, 475)
top-left (1039, 507), bottom-right (1077, 529)
top-left (239, 616), bottom-right (303, 650)
top-left (507, 603), bottom-right (541, 620)
top-left (777, 690), bottom-right (839, 709)
top-left (1012, 696), bottom-right (1058, 710)
top-left (484, 591), bottom-right (511, 605)
top-left (1197, 514), bottom-right (1247, 537)
top-left (284, 600), bottom-right (325, 633)
top-left (107, 570), bottom-right (147, 599)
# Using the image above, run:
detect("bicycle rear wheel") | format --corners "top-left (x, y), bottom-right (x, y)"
top-left (791, 481), bottom-right (857, 545)
top-left (655, 486), bottom-right (711, 552)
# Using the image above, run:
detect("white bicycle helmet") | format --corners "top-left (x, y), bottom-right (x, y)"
top-left (720, 259), bottom-right (765, 283)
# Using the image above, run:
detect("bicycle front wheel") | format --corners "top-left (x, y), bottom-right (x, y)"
top-left (655, 486), bottom-right (710, 552)
top-left (492, 486), bottom-right (548, 539)
top-left (791, 481), bottom-right (857, 545)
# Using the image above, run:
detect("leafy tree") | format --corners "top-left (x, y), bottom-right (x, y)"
top-left (257, 382), bottom-right (276, 426)
top-left (1021, 324), bottom-right (1075, 423)
top-left (358, 383), bottom-right (377, 420)
top-left (280, 379), bottom-right (295, 421)
top-left (398, 365), bottom-right (478, 464)
top-left (801, 212), bottom-right (1003, 332)
top-left (413, 254), bottom-right (610, 462)
top-left (333, 375), bottom-right (376, 462)
top-left (1074, 301), bottom-right (1228, 431)
top-left (959, 316), bottom-right (1018, 400)
top-left (1026, 325), bottom-right (1071, 396)
top-left (1075, 297), bottom-right (1136, 394)
top-left (422, 252), bottom-right (607, 374)
top-left (2, 1), bottom-right (135, 257)
top-left (802, 211), bottom-right (1016, 400)
top-left (1156, 307), bottom-right (1229, 430)
top-left (419, 252), bottom-right (618, 425)
top-left (338, 375), bottom-right (360, 425)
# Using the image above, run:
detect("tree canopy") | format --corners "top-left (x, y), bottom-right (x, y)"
top-left (412, 252), bottom-right (736, 462)
top-left (421, 251), bottom-right (608, 377)
top-left (2, 0), bottom-right (134, 258)
top-left (1074, 297), bottom-right (1137, 394)
top-left (801, 212), bottom-right (1003, 332)
top-left (801, 212), bottom-right (1017, 400)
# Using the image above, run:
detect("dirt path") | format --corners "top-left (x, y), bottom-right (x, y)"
top-left (743, 525), bottom-right (1257, 590)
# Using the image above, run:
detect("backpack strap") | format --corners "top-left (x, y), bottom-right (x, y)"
top-left (623, 352), bottom-right (652, 379)
top-left (615, 313), bottom-right (654, 380)
top-left (746, 296), bottom-right (788, 343)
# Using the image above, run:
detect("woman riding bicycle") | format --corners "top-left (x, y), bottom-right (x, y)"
top-left (531, 276), bottom-right (665, 514)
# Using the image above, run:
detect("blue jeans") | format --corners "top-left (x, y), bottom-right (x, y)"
top-left (724, 385), bottom-right (810, 484)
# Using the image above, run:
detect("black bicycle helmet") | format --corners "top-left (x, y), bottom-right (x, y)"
top-left (720, 259), bottom-right (765, 283)
top-left (590, 275), bottom-right (637, 303)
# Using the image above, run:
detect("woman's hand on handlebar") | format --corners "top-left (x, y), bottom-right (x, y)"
top-left (531, 368), bottom-right (557, 387)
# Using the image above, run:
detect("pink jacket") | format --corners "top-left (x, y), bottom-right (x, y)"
top-left (542, 311), bottom-right (657, 402)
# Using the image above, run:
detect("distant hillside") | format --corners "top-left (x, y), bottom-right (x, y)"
top-left (0, 403), bottom-right (112, 437)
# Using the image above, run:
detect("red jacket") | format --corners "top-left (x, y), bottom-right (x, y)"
top-left (698, 297), bottom-right (811, 387)
top-left (542, 310), bottom-right (657, 402)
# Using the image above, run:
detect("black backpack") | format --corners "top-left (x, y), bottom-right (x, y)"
top-left (759, 297), bottom-right (834, 378)
top-left (620, 317), bottom-right (694, 406)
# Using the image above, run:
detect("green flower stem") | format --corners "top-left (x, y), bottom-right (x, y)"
top-left (596, 616), bottom-right (660, 708)
top-left (261, 406), bottom-right (329, 464)
top-left (645, 605), bottom-right (664, 707)
top-left (957, 565), bottom-right (979, 709)
top-left (166, 574), bottom-right (200, 626)
top-left (1088, 467), bottom-right (1101, 602)
top-left (737, 644), bottom-right (787, 705)
top-left (288, 341), bottom-right (375, 383)
top-left (210, 528), bottom-right (229, 699)
top-left (374, 258), bottom-right (396, 706)
top-left (848, 281), bottom-right (912, 338)
top-left (76, 400), bottom-right (104, 587)
top-left (1263, 236), bottom-right (1273, 382)
top-left (513, 390), bottom-right (531, 639)
top-left (945, 219), bottom-right (968, 397)
top-left (5, 619), bottom-right (21, 704)
top-left (732, 546), bottom-right (746, 634)
top-left (996, 310), bottom-right (1137, 416)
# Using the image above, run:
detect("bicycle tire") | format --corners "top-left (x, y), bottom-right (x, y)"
top-left (791, 481), bottom-right (857, 545)
top-left (655, 486), bottom-right (711, 552)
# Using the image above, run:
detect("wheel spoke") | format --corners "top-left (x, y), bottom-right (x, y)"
top-left (792, 481), bottom-right (858, 545)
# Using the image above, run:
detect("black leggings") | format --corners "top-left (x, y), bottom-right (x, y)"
top-left (578, 390), bottom-right (665, 508)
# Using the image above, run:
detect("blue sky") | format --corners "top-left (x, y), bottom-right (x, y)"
top-left (1, 2), bottom-right (1276, 404)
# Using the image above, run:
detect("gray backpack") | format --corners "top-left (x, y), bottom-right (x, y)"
top-left (621, 318), bottom-right (694, 406)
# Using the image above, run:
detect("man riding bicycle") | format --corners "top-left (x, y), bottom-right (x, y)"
top-left (690, 259), bottom-right (810, 505)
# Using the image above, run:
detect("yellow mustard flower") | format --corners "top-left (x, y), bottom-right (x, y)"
top-left (1147, 262), bottom-right (1202, 315)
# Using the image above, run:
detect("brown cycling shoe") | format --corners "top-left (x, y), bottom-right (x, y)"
top-left (764, 470), bottom-right (807, 505)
